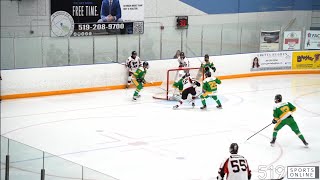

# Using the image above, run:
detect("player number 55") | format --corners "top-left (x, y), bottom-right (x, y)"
top-left (230, 160), bottom-right (247, 173)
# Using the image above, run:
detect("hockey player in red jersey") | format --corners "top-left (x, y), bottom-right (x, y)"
top-left (217, 143), bottom-right (251, 180)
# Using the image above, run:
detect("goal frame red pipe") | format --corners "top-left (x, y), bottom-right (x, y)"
top-left (153, 67), bottom-right (204, 100)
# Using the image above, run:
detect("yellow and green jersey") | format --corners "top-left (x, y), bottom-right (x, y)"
top-left (173, 78), bottom-right (184, 91)
top-left (201, 62), bottom-right (215, 70)
top-left (273, 102), bottom-right (296, 121)
top-left (202, 77), bottom-right (221, 92)
top-left (133, 67), bottom-right (147, 81)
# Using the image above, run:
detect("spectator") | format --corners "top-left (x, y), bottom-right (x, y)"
top-left (173, 50), bottom-right (181, 59)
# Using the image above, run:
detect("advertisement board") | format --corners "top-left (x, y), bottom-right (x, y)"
top-left (292, 51), bottom-right (320, 69)
top-left (250, 52), bottom-right (292, 71)
top-left (51, 0), bottom-right (144, 37)
top-left (260, 30), bottom-right (280, 51)
top-left (304, 30), bottom-right (320, 50)
top-left (283, 31), bottom-right (301, 50)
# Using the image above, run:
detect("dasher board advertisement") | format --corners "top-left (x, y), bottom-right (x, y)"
top-left (250, 52), bottom-right (292, 71)
top-left (51, 0), bottom-right (144, 37)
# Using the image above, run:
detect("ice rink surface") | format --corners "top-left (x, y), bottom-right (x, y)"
top-left (1, 74), bottom-right (320, 180)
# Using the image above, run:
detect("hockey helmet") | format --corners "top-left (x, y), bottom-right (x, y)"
top-left (204, 54), bottom-right (209, 61)
top-left (143, 61), bottom-right (149, 69)
top-left (229, 143), bottom-right (239, 154)
top-left (180, 52), bottom-right (185, 58)
top-left (274, 94), bottom-right (282, 103)
top-left (132, 51), bottom-right (137, 56)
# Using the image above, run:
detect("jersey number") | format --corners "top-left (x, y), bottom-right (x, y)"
top-left (280, 106), bottom-right (290, 113)
top-left (208, 81), bottom-right (217, 89)
top-left (230, 160), bottom-right (247, 173)
top-left (132, 62), bottom-right (138, 68)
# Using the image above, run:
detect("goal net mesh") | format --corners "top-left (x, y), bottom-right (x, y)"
top-left (152, 67), bottom-right (204, 100)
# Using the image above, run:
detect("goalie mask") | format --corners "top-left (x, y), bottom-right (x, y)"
top-left (229, 143), bottom-right (239, 154)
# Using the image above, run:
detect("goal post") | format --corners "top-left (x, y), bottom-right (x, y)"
top-left (152, 67), bottom-right (204, 100)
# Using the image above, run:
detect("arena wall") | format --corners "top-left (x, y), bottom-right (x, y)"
top-left (1, 51), bottom-right (319, 99)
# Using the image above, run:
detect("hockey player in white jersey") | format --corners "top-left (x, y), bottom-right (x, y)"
top-left (126, 51), bottom-right (141, 88)
top-left (173, 73), bottom-right (201, 109)
top-left (217, 143), bottom-right (251, 180)
top-left (177, 52), bottom-right (189, 68)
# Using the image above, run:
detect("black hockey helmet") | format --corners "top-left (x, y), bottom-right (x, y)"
top-left (132, 51), bottom-right (137, 56)
top-left (143, 61), bottom-right (149, 68)
top-left (229, 143), bottom-right (238, 154)
top-left (274, 94), bottom-right (282, 103)
top-left (180, 52), bottom-right (185, 58)
top-left (204, 54), bottom-right (209, 61)
top-left (205, 71), bottom-right (211, 77)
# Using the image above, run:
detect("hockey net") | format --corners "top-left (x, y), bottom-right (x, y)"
top-left (152, 67), bottom-right (204, 100)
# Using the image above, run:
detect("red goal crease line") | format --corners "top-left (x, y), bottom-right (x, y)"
top-left (1, 70), bottom-right (319, 100)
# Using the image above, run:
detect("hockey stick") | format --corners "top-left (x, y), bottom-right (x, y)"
top-left (246, 122), bottom-right (273, 141)
top-left (107, 57), bottom-right (126, 66)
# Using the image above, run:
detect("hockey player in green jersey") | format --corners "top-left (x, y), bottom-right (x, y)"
top-left (200, 71), bottom-right (222, 109)
top-left (201, 54), bottom-right (216, 74)
top-left (270, 94), bottom-right (308, 147)
top-left (132, 61), bottom-right (149, 101)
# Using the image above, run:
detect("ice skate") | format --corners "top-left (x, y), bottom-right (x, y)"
top-left (200, 105), bottom-right (207, 110)
top-left (270, 137), bottom-right (276, 147)
top-left (302, 139), bottom-right (309, 148)
top-left (216, 105), bottom-right (222, 109)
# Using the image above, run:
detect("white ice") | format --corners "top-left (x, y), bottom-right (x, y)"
top-left (1, 74), bottom-right (320, 180)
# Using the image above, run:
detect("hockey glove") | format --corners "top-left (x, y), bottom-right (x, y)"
top-left (212, 66), bottom-right (216, 72)
top-left (195, 81), bottom-right (201, 87)
top-left (137, 78), bottom-right (143, 83)
top-left (272, 119), bottom-right (278, 124)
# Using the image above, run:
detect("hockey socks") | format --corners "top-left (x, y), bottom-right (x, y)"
top-left (298, 134), bottom-right (305, 141)
top-left (212, 95), bottom-right (221, 106)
